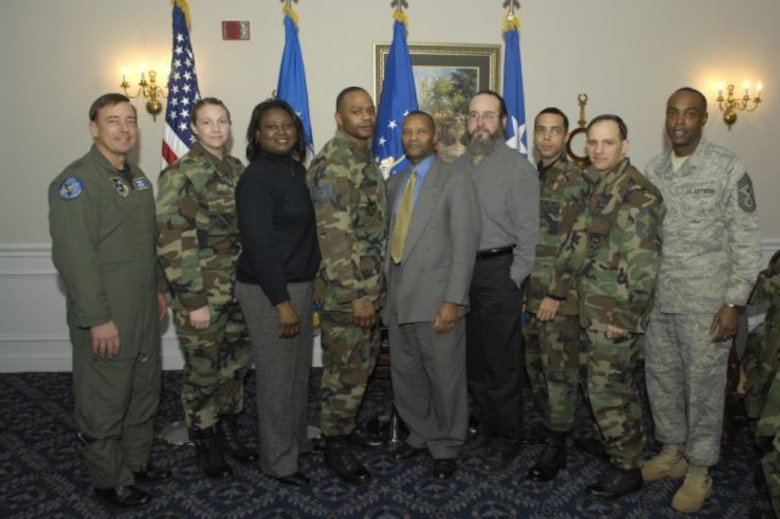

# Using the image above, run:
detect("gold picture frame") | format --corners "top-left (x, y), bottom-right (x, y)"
top-left (374, 43), bottom-right (501, 162)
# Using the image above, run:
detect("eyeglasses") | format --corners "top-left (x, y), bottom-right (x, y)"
top-left (467, 111), bottom-right (499, 122)
top-left (534, 126), bottom-right (565, 136)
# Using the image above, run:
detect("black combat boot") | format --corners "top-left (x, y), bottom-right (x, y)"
top-left (216, 415), bottom-right (259, 464)
top-left (585, 465), bottom-right (643, 500)
top-left (324, 435), bottom-right (370, 485)
top-left (190, 426), bottom-right (233, 479)
top-left (527, 430), bottom-right (567, 482)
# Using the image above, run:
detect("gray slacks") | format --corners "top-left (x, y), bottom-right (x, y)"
top-left (236, 281), bottom-right (313, 478)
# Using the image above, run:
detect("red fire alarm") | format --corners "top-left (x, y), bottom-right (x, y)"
top-left (222, 21), bottom-right (250, 41)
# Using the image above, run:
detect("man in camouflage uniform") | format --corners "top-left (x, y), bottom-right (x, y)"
top-left (524, 107), bottom-right (591, 482)
top-left (309, 86), bottom-right (387, 485)
top-left (743, 252), bottom-right (780, 422)
top-left (756, 371), bottom-right (780, 517)
top-left (642, 87), bottom-right (762, 513)
top-left (49, 93), bottom-right (170, 508)
top-left (157, 98), bottom-right (255, 479)
top-left (550, 114), bottom-right (665, 500)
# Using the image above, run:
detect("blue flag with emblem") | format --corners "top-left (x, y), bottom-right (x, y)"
top-left (276, 4), bottom-right (314, 155)
top-left (502, 13), bottom-right (527, 155)
top-left (372, 10), bottom-right (418, 179)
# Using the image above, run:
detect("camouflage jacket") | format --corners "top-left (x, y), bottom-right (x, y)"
top-left (156, 142), bottom-right (244, 310)
top-left (645, 138), bottom-right (761, 313)
top-left (308, 131), bottom-right (387, 313)
top-left (550, 159), bottom-right (665, 332)
top-left (749, 269), bottom-right (780, 370)
top-left (527, 155), bottom-right (591, 315)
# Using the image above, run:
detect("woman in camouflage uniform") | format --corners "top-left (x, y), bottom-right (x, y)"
top-left (157, 98), bottom-right (257, 479)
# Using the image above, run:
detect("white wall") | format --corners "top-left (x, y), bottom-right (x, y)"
top-left (0, 0), bottom-right (778, 371)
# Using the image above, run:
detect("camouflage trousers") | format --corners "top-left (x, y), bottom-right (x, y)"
top-left (762, 434), bottom-right (780, 519)
top-left (743, 322), bottom-right (780, 420)
top-left (319, 311), bottom-right (380, 437)
top-left (525, 314), bottom-right (585, 432)
top-left (758, 371), bottom-right (780, 516)
top-left (173, 302), bottom-right (251, 430)
top-left (583, 328), bottom-right (645, 470)
top-left (645, 310), bottom-right (730, 466)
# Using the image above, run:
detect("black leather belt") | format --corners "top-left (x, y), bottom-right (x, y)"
top-left (476, 246), bottom-right (514, 260)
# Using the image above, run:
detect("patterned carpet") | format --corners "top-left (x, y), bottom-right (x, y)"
top-left (0, 368), bottom-right (772, 518)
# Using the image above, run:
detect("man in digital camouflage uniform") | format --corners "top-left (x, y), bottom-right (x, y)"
top-left (643, 87), bottom-right (761, 514)
top-left (308, 86), bottom-right (387, 485)
top-left (524, 107), bottom-right (591, 482)
top-left (156, 98), bottom-right (256, 479)
top-left (49, 93), bottom-right (170, 508)
top-left (550, 114), bottom-right (665, 500)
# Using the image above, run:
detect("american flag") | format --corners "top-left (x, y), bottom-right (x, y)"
top-left (162, 0), bottom-right (200, 168)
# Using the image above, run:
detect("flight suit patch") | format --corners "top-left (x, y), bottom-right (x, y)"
top-left (58, 177), bottom-right (84, 200)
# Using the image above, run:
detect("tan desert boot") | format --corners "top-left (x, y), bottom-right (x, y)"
top-left (641, 443), bottom-right (688, 481)
top-left (671, 465), bottom-right (712, 514)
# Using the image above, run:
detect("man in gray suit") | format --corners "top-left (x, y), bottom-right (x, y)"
top-left (384, 111), bottom-right (481, 480)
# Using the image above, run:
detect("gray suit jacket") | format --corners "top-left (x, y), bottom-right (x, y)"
top-left (384, 157), bottom-right (481, 325)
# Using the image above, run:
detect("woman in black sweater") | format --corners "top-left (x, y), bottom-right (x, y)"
top-left (235, 99), bottom-right (320, 486)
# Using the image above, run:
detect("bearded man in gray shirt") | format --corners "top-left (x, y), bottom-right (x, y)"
top-left (456, 90), bottom-right (539, 473)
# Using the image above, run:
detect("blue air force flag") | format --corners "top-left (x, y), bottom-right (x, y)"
top-left (277, 6), bottom-right (314, 154)
top-left (502, 15), bottom-right (527, 155)
top-left (372, 15), bottom-right (418, 179)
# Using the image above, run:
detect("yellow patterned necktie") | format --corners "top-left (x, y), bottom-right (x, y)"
top-left (390, 169), bottom-right (417, 264)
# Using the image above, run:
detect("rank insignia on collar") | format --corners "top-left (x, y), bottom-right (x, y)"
top-left (132, 177), bottom-right (151, 190)
top-left (58, 177), bottom-right (84, 200)
top-left (110, 177), bottom-right (129, 197)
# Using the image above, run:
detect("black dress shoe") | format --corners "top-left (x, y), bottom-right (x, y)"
top-left (432, 458), bottom-right (457, 480)
top-left (585, 467), bottom-right (643, 501)
top-left (527, 441), bottom-right (566, 482)
top-left (325, 436), bottom-right (371, 485)
top-left (349, 425), bottom-right (385, 448)
top-left (273, 471), bottom-right (310, 487)
top-left (481, 445), bottom-right (521, 473)
top-left (462, 430), bottom-right (490, 454)
top-left (391, 442), bottom-right (424, 461)
top-left (134, 463), bottom-right (172, 483)
top-left (94, 485), bottom-right (151, 508)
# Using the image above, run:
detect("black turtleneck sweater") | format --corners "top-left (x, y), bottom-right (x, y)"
top-left (235, 150), bottom-right (320, 305)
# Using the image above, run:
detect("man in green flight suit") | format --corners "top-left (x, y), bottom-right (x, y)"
top-left (49, 93), bottom-right (170, 508)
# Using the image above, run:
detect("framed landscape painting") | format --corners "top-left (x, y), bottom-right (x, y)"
top-left (374, 43), bottom-right (500, 162)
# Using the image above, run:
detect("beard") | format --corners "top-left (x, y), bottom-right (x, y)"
top-left (463, 127), bottom-right (505, 156)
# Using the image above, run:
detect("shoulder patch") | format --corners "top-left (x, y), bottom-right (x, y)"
top-left (310, 184), bottom-right (333, 202)
top-left (58, 177), bottom-right (84, 200)
top-left (737, 173), bottom-right (757, 213)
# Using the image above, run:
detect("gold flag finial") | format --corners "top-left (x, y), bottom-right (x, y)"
top-left (502, 0), bottom-right (521, 32)
top-left (172, 0), bottom-right (192, 30)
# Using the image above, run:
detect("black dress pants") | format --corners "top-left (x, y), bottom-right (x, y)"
top-left (466, 254), bottom-right (524, 448)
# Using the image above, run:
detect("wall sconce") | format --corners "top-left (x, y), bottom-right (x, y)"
top-left (120, 70), bottom-right (168, 121)
top-left (716, 81), bottom-right (762, 129)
